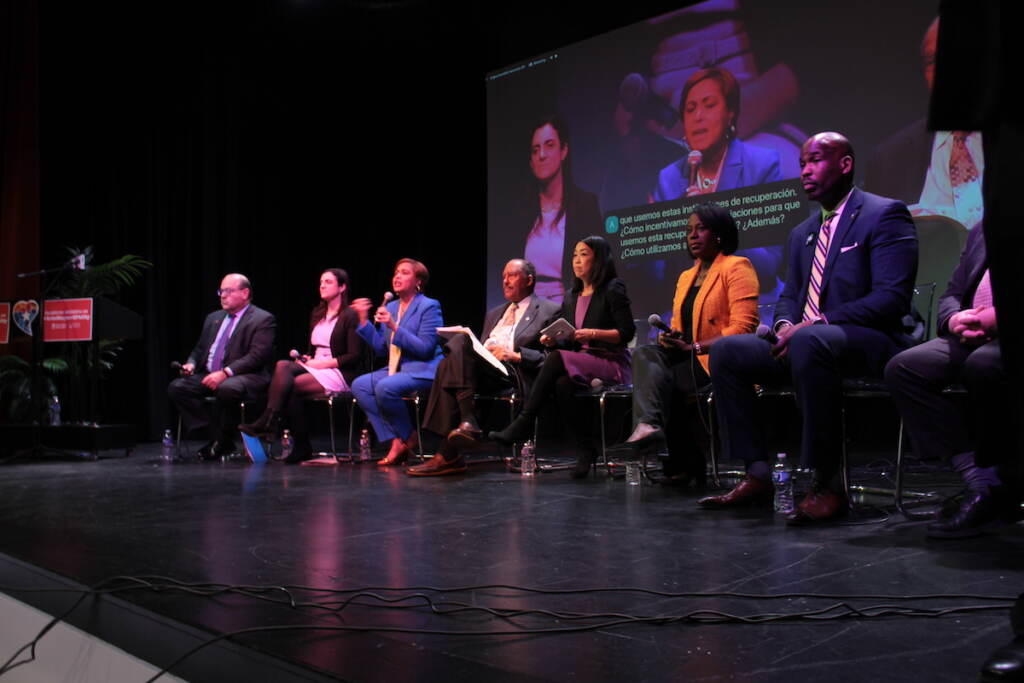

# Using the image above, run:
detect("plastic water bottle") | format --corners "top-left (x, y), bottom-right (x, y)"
top-left (161, 429), bottom-right (175, 462)
top-left (520, 440), bottom-right (537, 477)
top-left (49, 396), bottom-right (61, 426)
top-left (772, 453), bottom-right (794, 513)
top-left (625, 460), bottom-right (642, 486)
top-left (358, 429), bottom-right (372, 462)
top-left (281, 429), bottom-right (293, 461)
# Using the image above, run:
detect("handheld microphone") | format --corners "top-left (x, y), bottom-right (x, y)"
top-left (756, 324), bottom-right (779, 345)
top-left (170, 361), bottom-right (183, 372)
top-left (289, 349), bottom-right (301, 360)
top-left (648, 313), bottom-right (682, 339)
top-left (382, 291), bottom-right (394, 306)
top-left (686, 150), bottom-right (703, 196)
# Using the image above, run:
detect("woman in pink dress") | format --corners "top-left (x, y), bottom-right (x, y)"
top-left (239, 268), bottom-right (363, 463)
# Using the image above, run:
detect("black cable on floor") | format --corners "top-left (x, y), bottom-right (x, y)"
top-left (0, 576), bottom-right (1017, 681)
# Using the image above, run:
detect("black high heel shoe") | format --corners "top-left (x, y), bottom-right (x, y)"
top-left (570, 445), bottom-right (598, 480)
top-left (239, 410), bottom-right (281, 441)
top-left (489, 415), bottom-right (534, 445)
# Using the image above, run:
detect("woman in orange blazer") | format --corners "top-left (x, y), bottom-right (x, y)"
top-left (612, 204), bottom-right (759, 486)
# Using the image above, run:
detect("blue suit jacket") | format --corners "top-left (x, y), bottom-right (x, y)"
top-left (357, 293), bottom-right (444, 380)
top-left (774, 187), bottom-right (918, 340)
top-left (653, 137), bottom-right (783, 201)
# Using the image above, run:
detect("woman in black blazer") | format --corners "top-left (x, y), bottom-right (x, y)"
top-left (240, 268), bottom-right (363, 462)
top-left (491, 235), bottom-right (636, 477)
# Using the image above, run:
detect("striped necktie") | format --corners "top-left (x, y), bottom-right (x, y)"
top-left (803, 212), bottom-right (836, 321)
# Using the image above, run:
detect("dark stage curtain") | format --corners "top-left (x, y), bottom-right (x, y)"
top-left (39, 2), bottom-right (491, 437)
top-left (1, 0), bottom-right (40, 309)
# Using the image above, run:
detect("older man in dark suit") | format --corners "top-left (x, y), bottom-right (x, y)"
top-left (408, 259), bottom-right (560, 476)
top-left (168, 273), bottom-right (276, 459)
top-left (699, 132), bottom-right (919, 523)
top-left (886, 222), bottom-right (1011, 538)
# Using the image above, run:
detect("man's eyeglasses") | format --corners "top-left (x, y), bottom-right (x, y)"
top-left (217, 287), bottom-right (242, 296)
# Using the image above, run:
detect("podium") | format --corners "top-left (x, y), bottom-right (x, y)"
top-left (44, 297), bottom-right (142, 457)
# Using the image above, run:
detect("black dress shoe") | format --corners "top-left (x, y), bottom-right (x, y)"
top-left (982, 637), bottom-right (1024, 682)
top-left (927, 491), bottom-right (1003, 538)
top-left (448, 421), bottom-right (483, 449)
top-left (196, 440), bottom-right (235, 461)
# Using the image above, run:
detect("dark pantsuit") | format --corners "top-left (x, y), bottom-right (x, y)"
top-left (710, 324), bottom-right (904, 479)
top-left (885, 337), bottom-right (1007, 468)
top-left (167, 373), bottom-right (268, 440)
top-left (422, 334), bottom-right (511, 437)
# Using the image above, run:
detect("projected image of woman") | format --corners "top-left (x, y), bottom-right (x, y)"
top-left (524, 115), bottom-right (602, 304)
top-left (653, 67), bottom-right (782, 200)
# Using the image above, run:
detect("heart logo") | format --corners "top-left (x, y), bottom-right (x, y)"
top-left (13, 300), bottom-right (39, 336)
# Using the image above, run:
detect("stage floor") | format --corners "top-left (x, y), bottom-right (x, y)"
top-left (1, 442), bottom-right (1022, 682)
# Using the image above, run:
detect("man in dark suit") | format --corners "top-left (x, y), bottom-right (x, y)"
top-left (168, 273), bottom-right (276, 459)
top-left (699, 132), bottom-right (918, 523)
top-left (885, 222), bottom-right (1010, 537)
top-left (407, 259), bottom-right (560, 476)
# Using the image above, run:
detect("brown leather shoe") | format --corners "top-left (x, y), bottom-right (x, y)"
top-left (448, 422), bottom-right (483, 450)
top-left (698, 475), bottom-right (773, 508)
top-left (786, 488), bottom-right (848, 525)
top-left (406, 454), bottom-right (468, 477)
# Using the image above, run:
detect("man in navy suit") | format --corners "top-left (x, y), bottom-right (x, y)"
top-left (408, 259), bottom-right (560, 476)
top-left (886, 222), bottom-right (1011, 538)
top-left (699, 132), bottom-right (918, 523)
top-left (168, 273), bottom-right (276, 459)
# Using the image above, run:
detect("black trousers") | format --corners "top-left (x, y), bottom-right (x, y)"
top-left (885, 337), bottom-right (1008, 468)
top-left (631, 344), bottom-right (711, 474)
top-left (422, 333), bottom-right (512, 437)
top-left (167, 372), bottom-right (269, 440)
top-left (710, 324), bottom-right (905, 481)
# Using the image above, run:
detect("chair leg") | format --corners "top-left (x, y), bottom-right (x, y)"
top-left (412, 395), bottom-right (424, 461)
top-left (326, 395), bottom-right (338, 461)
top-left (707, 393), bottom-right (721, 489)
top-left (347, 397), bottom-right (357, 459)
top-left (175, 413), bottom-right (184, 459)
top-left (840, 402), bottom-right (852, 509)
top-left (598, 391), bottom-right (608, 474)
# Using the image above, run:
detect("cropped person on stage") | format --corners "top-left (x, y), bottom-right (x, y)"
top-left (238, 268), bottom-right (364, 464)
top-left (490, 236), bottom-right (636, 478)
top-left (168, 273), bottom-right (276, 460)
top-left (610, 204), bottom-right (759, 487)
top-left (351, 258), bottom-right (443, 467)
top-left (407, 259), bottom-right (561, 477)
top-left (698, 132), bottom-right (918, 523)
top-left (885, 222), bottom-right (1014, 537)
